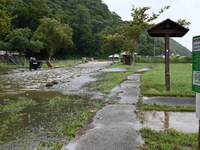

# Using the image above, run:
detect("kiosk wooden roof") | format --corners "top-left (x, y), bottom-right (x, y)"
top-left (147, 19), bottom-right (189, 91)
top-left (147, 18), bottom-right (189, 37)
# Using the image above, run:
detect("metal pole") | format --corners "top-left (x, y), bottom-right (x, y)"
top-left (165, 34), bottom-right (170, 91)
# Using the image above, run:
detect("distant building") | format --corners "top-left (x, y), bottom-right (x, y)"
top-left (108, 54), bottom-right (120, 61)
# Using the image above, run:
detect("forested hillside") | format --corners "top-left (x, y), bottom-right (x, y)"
top-left (0, 0), bottom-right (190, 59)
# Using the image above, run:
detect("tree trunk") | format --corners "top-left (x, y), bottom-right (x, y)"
top-left (124, 55), bottom-right (135, 65)
top-left (48, 42), bottom-right (56, 61)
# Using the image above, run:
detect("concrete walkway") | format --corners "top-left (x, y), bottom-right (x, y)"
top-left (62, 74), bottom-right (144, 150)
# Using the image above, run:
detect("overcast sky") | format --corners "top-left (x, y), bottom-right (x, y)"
top-left (103, 0), bottom-right (200, 51)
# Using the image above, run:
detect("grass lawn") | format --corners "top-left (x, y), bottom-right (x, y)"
top-left (140, 102), bottom-right (195, 112)
top-left (139, 128), bottom-right (198, 150)
top-left (141, 63), bottom-right (195, 97)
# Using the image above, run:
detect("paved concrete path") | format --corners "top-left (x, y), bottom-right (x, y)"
top-left (62, 74), bottom-right (143, 150)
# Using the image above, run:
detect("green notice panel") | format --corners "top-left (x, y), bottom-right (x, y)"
top-left (192, 35), bottom-right (200, 92)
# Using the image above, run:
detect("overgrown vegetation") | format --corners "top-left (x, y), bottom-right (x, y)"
top-left (135, 56), bottom-right (192, 63)
top-left (139, 128), bottom-right (198, 150)
top-left (0, 0), bottom-right (190, 60)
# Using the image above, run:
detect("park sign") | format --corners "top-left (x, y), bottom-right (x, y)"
top-left (192, 35), bottom-right (200, 93)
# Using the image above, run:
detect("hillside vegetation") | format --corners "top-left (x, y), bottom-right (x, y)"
top-left (0, 0), bottom-right (190, 59)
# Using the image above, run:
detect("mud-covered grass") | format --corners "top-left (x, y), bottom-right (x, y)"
top-left (139, 128), bottom-right (198, 150)
top-left (88, 63), bottom-right (153, 94)
top-left (141, 63), bottom-right (195, 97)
top-left (0, 96), bottom-right (103, 149)
top-left (88, 72), bottom-right (130, 94)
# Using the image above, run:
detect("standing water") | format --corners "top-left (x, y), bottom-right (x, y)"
top-left (0, 62), bottom-right (111, 149)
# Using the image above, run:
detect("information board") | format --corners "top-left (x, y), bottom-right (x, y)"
top-left (192, 35), bottom-right (200, 93)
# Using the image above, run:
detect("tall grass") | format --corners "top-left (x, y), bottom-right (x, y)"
top-left (141, 63), bottom-right (195, 97)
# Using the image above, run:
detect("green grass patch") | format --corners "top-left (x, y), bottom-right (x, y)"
top-left (88, 72), bottom-right (130, 94)
top-left (48, 96), bottom-right (73, 107)
top-left (88, 63), bottom-right (153, 94)
top-left (141, 63), bottom-right (195, 97)
top-left (0, 97), bottom-right (38, 114)
top-left (141, 103), bottom-right (195, 112)
top-left (0, 62), bottom-right (29, 68)
top-left (0, 61), bottom-right (76, 69)
top-left (139, 128), bottom-right (198, 150)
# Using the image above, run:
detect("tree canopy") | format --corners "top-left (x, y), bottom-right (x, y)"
top-left (32, 17), bottom-right (73, 60)
top-left (0, 0), bottom-right (191, 59)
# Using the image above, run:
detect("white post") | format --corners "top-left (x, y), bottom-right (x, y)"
top-left (196, 93), bottom-right (200, 150)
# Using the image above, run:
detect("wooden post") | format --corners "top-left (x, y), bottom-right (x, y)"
top-left (165, 34), bottom-right (170, 91)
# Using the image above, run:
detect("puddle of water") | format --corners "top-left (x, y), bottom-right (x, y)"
top-left (0, 90), bottom-right (101, 149)
top-left (101, 68), bottom-right (127, 72)
top-left (134, 67), bottom-right (152, 74)
top-left (0, 64), bottom-right (108, 149)
top-left (142, 111), bottom-right (198, 133)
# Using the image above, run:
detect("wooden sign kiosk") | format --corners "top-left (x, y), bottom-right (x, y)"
top-left (147, 19), bottom-right (189, 91)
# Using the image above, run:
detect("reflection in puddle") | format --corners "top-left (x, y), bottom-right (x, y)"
top-left (142, 111), bottom-right (198, 133)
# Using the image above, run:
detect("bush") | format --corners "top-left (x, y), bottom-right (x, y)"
top-left (135, 55), bottom-right (191, 63)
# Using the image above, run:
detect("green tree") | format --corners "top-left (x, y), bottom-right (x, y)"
top-left (32, 17), bottom-right (73, 60)
top-left (123, 5), bottom-right (170, 65)
top-left (102, 33), bottom-right (124, 61)
top-left (5, 28), bottom-right (42, 54)
top-left (72, 4), bottom-right (94, 56)
top-left (0, 0), bottom-right (14, 36)
top-left (11, 0), bottom-right (52, 31)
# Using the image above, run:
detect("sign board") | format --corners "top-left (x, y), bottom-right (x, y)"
top-left (192, 35), bottom-right (200, 93)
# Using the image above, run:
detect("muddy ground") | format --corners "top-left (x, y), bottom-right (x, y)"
top-left (0, 61), bottom-right (198, 150)
top-left (0, 62), bottom-right (112, 100)
top-left (0, 61), bottom-right (113, 149)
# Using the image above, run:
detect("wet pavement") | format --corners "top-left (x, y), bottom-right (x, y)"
top-left (63, 74), bottom-right (144, 150)
top-left (63, 70), bottom-right (198, 150)
top-left (0, 62), bottom-right (198, 150)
